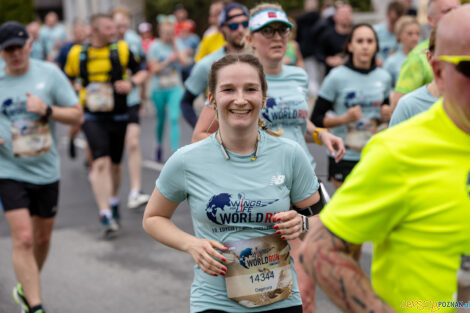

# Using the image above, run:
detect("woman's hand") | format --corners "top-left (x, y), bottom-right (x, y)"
top-left (272, 210), bottom-right (303, 241)
top-left (186, 238), bottom-right (228, 277)
top-left (318, 131), bottom-right (346, 163)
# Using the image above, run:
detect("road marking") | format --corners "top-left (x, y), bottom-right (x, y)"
top-left (142, 160), bottom-right (164, 172)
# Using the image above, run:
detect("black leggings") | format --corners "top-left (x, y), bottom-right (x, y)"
top-left (199, 305), bottom-right (303, 313)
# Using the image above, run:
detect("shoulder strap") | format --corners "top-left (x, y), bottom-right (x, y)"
top-left (109, 41), bottom-right (124, 82)
top-left (79, 43), bottom-right (90, 87)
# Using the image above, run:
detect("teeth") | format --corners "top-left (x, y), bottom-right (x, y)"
top-left (231, 110), bottom-right (249, 114)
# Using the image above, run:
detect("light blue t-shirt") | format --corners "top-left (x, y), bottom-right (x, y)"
top-left (184, 47), bottom-right (225, 96)
top-left (318, 65), bottom-right (392, 161)
top-left (389, 84), bottom-right (438, 127)
top-left (263, 65), bottom-right (316, 169)
top-left (124, 29), bottom-right (145, 107)
top-left (374, 22), bottom-right (399, 62)
top-left (383, 48), bottom-right (406, 87)
top-left (39, 24), bottom-right (67, 58)
top-left (156, 131), bottom-right (319, 313)
top-left (30, 40), bottom-right (45, 60)
top-left (147, 39), bottom-right (185, 91)
top-left (0, 59), bottom-right (78, 184)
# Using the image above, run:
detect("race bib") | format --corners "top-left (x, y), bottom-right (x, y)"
top-left (345, 118), bottom-right (387, 152)
top-left (159, 69), bottom-right (180, 88)
top-left (11, 119), bottom-right (52, 157)
top-left (85, 82), bottom-right (114, 112)
top-left (222, 234), bottom-right (293, 308)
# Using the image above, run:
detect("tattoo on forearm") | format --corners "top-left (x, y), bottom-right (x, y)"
top-left (298, 220), bottom-right (395, 313)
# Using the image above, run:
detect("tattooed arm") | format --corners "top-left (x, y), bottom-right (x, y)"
top-left (299, 216), bottom-right (396, 313)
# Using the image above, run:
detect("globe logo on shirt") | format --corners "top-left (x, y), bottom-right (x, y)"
top-left (239, 248), bottom-right (253, 269)
top-left (205, 193), bottom-right (279, 225)
top-left (261, 97), bottom-right (277, 123)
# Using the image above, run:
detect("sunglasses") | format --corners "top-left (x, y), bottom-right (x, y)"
top-left (258, 25), bottom-right (291, 39)
top-left (226, 21), bottom-right (249, 31)
top-left (438, 55), bottom-right (470, 78)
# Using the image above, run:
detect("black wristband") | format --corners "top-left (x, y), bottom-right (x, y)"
top-left (130, 79), bottom-right (137, 88)
top-left (44, 106), bottom-right (53, 118)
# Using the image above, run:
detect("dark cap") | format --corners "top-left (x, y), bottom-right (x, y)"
top-left (0, 21), bottom-right (29, 50)
top-left (174, 3), bottom-right (185, 11)
top-left (218, 2), bottom-right (249, 27)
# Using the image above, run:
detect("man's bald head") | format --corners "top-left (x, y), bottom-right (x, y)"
top-left (432, 4), bottom-right (470, 134)
top-left (435, 4), bottom-right (470, 56)
top-left (427, 0), bottom-right (460, 28)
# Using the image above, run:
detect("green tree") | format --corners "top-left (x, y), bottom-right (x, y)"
top-left (0, 0), bottom-right (34, 25)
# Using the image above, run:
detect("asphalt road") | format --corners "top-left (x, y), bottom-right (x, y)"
top-left (0, 105), bottom-right (372, 313)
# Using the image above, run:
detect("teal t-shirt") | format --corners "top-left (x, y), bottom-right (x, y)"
top-left (156, 131), bottom-right (319, 313)
top-left (30, 40), bottom-right (45, 60)
top-left (184, 47), bottom-right (225, 96)
top-left (263, 65), bottom-right (316, 169)
top-left (374, 22), bottom-right (399, 62)
top-left (39, 24), bottom-right (67, 57)
top-left (383, 48), bottom-right (406, 87)
top-left (318, 65), bottom-right (392, 161)
top-left (124, 29), bottom-right (144, 107)
top-left (389, 85), bottom-right (438, 127)
top-left (0, 59), bottom-right (78, 184)
top-left (147, 39), bottom-right (185, 91)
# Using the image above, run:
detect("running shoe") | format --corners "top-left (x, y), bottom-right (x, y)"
top-left (12, 283), bottom-right (30, 313)
top-left (127, 192), bottom-right (150, 209)
top-left (100, 215), bottom-right (119, 238)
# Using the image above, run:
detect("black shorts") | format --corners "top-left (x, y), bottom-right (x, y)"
top-left (82, 119), bottom-right (128, 164)
top-left (0, 179), bottom-right (59, 218)
top-left (199, 306), bottom-right (302, 313)
top-left (328, 157), bottom-right (358, 182)
top-left (128, 104), bottom-right (140, 125)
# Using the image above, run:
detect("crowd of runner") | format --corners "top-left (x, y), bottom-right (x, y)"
top-left (0, 0), bottom-right (469, 312)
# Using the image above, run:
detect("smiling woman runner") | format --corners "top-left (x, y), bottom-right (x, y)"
top-left (143, 53), bottom-right (322, 313)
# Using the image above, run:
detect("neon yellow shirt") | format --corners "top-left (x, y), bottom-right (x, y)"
top-left (194, 31), bottom-right (225, 62)
top-left (395, 40), bottom-right (433, 94)
top-left (321, 99), bottom-right (470, 312)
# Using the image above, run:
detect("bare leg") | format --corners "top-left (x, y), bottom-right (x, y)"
top-left (32, 216), bottom-right (55, 270)
top-left (89, 156), bottom-right (113, 212)
top-left (6, 209), bottom-right (42, 307)
top-left (111, 162), bottom-right (122, 198)
top-left (125, 123), bottom-right (142, 193)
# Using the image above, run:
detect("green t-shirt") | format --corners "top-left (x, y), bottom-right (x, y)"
top-left (389, 85), bottom-right (438, 127)
top-left (394, 40), bottom-right (433, 94)
top-left (156, 131), bottom-right (319, 313)
top-left (321, 99), bottom-right (470, 312)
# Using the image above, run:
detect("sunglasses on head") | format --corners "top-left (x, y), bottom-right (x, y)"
top-left (258, 25), bottom-right (291, 39)
top-left (226, 21), bottom-right (249, 31)
top-left (438, 55), bottom-right (470, 78)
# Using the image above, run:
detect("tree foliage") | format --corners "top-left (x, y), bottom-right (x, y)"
top-left (0, 0), bottom-right (34, 25)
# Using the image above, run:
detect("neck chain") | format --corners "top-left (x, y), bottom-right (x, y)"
top-left (216, 130), bottom-right (260, 161)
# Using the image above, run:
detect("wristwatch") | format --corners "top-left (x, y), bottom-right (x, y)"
top-left (301, 215), bottom-right (309, 233)
top-left (44, 106), bottom-right (53, 118)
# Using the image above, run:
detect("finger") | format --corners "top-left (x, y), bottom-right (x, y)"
top-left (209, 240), bottom-right (229, 252)
top-left (26, 92), bottom-right (31, 97)
top-left (201, 252), bottom-right (227, 274)
top-left (276, 217), bottom-right (302, 233)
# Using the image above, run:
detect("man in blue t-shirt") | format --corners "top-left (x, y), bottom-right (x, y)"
top-left (0, 21), bottom-right (82, 313)
top-left (180, 2), bottom-right (250, 128)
